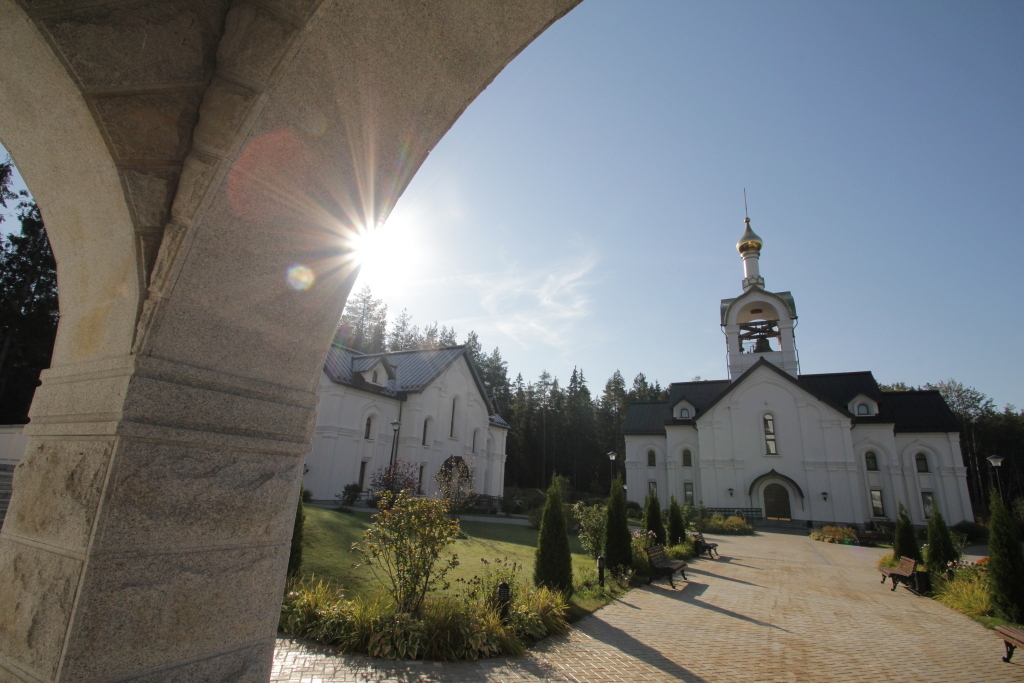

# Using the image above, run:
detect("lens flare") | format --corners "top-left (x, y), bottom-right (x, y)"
top-left (287, 264), bottom-right (315, 291)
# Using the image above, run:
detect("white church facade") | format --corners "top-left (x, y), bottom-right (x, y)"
top-left (302, 345), bottom-right (508, 502)
top-left (623, 218), bottom-right (974, 528)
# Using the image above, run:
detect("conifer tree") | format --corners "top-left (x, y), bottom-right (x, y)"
top-left (988, 491), bottom-right (1024, 623)
top-left (644, 492), bottom-right (666, 545)
top-left (667, 496), bottom-right (686, 546)
top-left (534, 480), bottom-right (573, 595)
top-left (925, 509), bottom-right (957, 576)
top-left (604, 475), bottom-right (632, 572)
top-left (893, 502), bottom-right (922, 564)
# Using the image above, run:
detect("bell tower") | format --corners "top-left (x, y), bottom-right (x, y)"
top-left (720, 217), bottom-right (800, 378)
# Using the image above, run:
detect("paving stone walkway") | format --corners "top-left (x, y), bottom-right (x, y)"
top-left (272, 531), bottom-right (1023, 682)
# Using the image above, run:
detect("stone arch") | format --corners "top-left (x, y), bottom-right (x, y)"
top-left (0, 2), bottom-right (583, 680)
top-left (749, 469), bottom-right (806, 513)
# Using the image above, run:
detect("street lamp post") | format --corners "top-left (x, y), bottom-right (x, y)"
top-left (389, 420), bottom-right (402, 469)
top-left (607, 451), bottom-right (616, 491)
top-left (987, 454), bottom-right (1005, 501)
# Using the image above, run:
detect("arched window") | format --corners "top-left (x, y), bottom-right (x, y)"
top-left (422, 417), bottom-right (431, 446)
top-left (857, 403), bottom-right (869, 415)
top-left (915, 453), bottom-right (929, 473)
top-left (865, 451), bottom-right (879, 471)
top-left (450, 397), bottom-right (458, 438)
top-left (364, 416), bottom-right (373, 440)
top-left (647, 450), bottom-right (656, 467)
top-left (682, 449), bottom-right (693, 467)
top-left (472, 429), bottom-right (478, 453)
top-left (764, 414), bottom-right (777, 454)
top-left (372, 370), bottom-right (379, 384)
top-left (680, 408), bottom-right (690, 418)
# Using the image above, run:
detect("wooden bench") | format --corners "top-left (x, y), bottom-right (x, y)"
top-left (646, 545), bottom-right (687, 589)
top-left (690, 532), bottom-right (719, 559)
top-left (878, 556), bottom-right (916, 591)
top-left (995, 626), bottom-right (1024, 663)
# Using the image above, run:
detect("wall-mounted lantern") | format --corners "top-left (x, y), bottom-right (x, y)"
top-left (821, 491), bottom-right (829, 501)
top-left (727, 487), bottom-right (734, 497)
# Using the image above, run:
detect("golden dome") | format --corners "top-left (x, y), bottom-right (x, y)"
top-left (736, 218), bottom-right (763, 254)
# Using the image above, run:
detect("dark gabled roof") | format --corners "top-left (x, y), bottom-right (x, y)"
top-left (323, 344), bottom-right (504, 421)
top-left (874, 390), bottom-right (959, 433)
top-left (698, 358), bottom-right (854, 418)
top-left (798, 371), bottom-right (883, 406)
top-left (667, 380), bottom-right (731, 417)
top-left (489, 413), bottom-right (510, 429)
top-left (622, 401), bottom-right (672, 435)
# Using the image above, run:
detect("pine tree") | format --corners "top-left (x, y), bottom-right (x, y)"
top-left (604, 475), bottom-right (632, 572)
top-left (287, 486), bottom-right (305, 577)
top-left (644, 492), bottom-right (666, 545)
top-left (667, 496), bottom-right (686, 546)
top-left (925, 509), bottom-right (957, 576)
top-left (988, 490), bottom-right (1024, 623)
top-left (893, 502), bottom-right (922, 564)
top-left (533, 480), bottom-right (573, 595)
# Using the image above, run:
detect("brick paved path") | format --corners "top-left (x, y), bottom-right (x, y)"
top-left (272, 531), bottom-right (1023, 682)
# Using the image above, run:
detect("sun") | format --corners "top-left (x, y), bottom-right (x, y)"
top-left (347, 209), bottom-right (421, 295)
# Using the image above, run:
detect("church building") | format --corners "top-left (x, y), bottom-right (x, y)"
top-left (622, 218), bottom-right (973, 528)
top-left (302, 345), bottom-right (508, 502)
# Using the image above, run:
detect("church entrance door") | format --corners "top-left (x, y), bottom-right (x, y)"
top-left (764, 483), bottom-right (792, 520)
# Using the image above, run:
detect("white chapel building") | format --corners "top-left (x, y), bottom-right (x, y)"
top-left (303, 345), bottom-right (508, 501)
top-left (623, 218), bottom-right (974, 528)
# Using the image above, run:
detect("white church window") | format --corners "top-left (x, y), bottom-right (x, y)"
top-left (418, 465), bottom-right (425, 493)
top-left (915, 453), bottom-right (929, 473)
top-left (364, 416), bottom-right (374, 440)
top-left (472, 429), bottom-right (478, 453)
top-left (857, 403), bottom-right (869, 415)
top-left (680, 408), bottom-right (690, 418)
top-left (647, 450), bottom-right (656, 467)
top-left (372, 370), bottom-right (379, 384)
top-left (450, 397), bottom-right (458, 437)
top-left (683, 449), bottom-right (693, 467)
top-left (422, 417), bottom-right (431, 446)
top-left (764, 414), bottom-right (777, 454)
top-left (684, 482), bottom-right (694, 506)
top-left (649, 481), bottom-right (657, 496)
top-left (921, 491), bottom-right (935, 518)
top-left (870, 490), bottom-right (884, 517)
top-left (358, 461), bottom-right (368, 490)
top-left (865, 452), bottom-right (879, 471)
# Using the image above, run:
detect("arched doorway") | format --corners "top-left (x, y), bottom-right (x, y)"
top-left (764, 483), bottom-right (792, 520)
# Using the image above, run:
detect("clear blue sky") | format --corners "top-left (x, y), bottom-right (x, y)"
top-left (4, 1), bottom-right (1023, 407)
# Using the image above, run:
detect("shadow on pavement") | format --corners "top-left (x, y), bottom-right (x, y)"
top-left (572, 619), bottom-right (711, 682)
top-left (684, 566), bottom-right (763, 588)
top-left (653, 582), bottom-right (789, 632)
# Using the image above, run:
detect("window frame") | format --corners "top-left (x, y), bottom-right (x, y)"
top-left (450, 397), bottom-right (458, 438)
top-left (870, 489), bottom-right (885, 517)
top-left (921, 491), bottom-right (935, 518)
top-left (649, 481), bottom-right (657, 496)
top-left (865, 451), bottom-right (879, 471)
top-left (763, 414), bottom-right (778, 455)
top-left (682, 449), bottom-right (692, 467)
top-left (647, 450), bottom-right (656, 467)
top-left (915, 453), bottom-right (930, 473)
top-left (680, 408), bottom-right (690, 419)
top-left (683, 482), bottom-right (694, 506)
top-left (364, 416), bottom-right (373, 440)
top-left (857, 403), bottom-right (869, 415)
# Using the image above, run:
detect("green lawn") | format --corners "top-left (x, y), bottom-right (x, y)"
top-left (300, 505), bottom-right (617, 618)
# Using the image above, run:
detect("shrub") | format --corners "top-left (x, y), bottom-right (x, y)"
top-left (338, 482), bottom-right (361, 507)
top-left (935, 564), bottom-right (993, 618)
top-left (604, 475), bottom-right (633, 573)
top-left (988, 491), bottom-right (1024, 623)
top-left (534, 481), bottom-right (573, 595)
top-left (287, 490), bottom-right (305, 577)
top-left (573, 502), bottom-right (606, 559)
top-left (302, 487), bottom-right (313, 503)
top-left (527, 507), bottom-right (543, 530)
top-left (435, 456), bottom-right (475, 516)
top-left (667, 496), bottom-right (686, 546)
top-left (630, 529), bottom-right (657, 582)
top-left (625, 500), bottom-right (642, 519)
top-left (368, 461), bottom-right (420, 508)
top-left (666, 537), bottom-right (695, 561)
top-left (876, 552), bottom-right (899, 569)
top-left (952, 519), bottom-right (989, 544)
top-left (810, 525), bottom-right (858, 544)
top-left (926, 510), bottom-right (959, 575)
top-left (694, 513), bottom-right (755, 535)
top-left (643, 493), bottom-right (666, 545)
top-left (354, 491), bottom-right (461, 614)
top-left (681, 503), bottom-right (694, 531)
top-left (893, 503), bottom-right (922, 564)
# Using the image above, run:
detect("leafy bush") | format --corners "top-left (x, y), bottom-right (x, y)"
top-left (694, 513), bottom-right (754, 535)
top-left (876, 551), bottom-right (899, 569)
top-left (354, 491), bottom-right (460, 614)
top-left (533, 481), bottom-right (573, 595)
top-left (988, 491), bottom-right (1024, 623)
top-left (630, 529), bottom-right (657, 582)
top-left (280, 576), bottom-right (568, 661)
top-left (625, 500), bottom-right (642, 519)
top-left (952, 519), bottom-right (989, 544)
top-left (934, 563), bottom-right (993, 618)
top-left (810, 525), bottom-right (858, 544)
top-left (368, 461), bottom-right (420, 508)
top-left (302, 487), bottom-right (313, 503)
top-left (926, 510), bottom-right (959, 575)
top-left (604, 476), bottom-right (633, 573)
top-left (573, 502), bottom-right (606, 559)
top-left (667, 496), bottom-right (686, 545)
top-left (893, 503), bottom-right (922, 564)
top-left (338, 482), bottom-right (362, 507)
top-left (643, 493), bottom-right (666, 545)
top-left (435, 456), bottom-right (475, 516)
top-left (666, 538), bottom-right (695, 561)
top-left (527, 507), bottom-right (543, 530)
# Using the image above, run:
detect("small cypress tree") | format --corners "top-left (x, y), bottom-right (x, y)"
top-left (604, 475), bottom-right (633, 572)
top-left (534, 480), bottom-right (574, 595)
top-left (893, 502), bottom-right (922, 564)
top-left (667, 495), bottom-right (686, 546)
top-left (925, 509), bottom-right (957, 576)
top-left (644, 492), bottom-right (666, 545)
top-left (988, 491), bottom-right (1024, 623)
top-left (287, 486), bottom-right (305, 577)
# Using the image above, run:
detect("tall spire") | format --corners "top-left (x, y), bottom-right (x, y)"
top-left (736, 192), bottom-right (764, 289)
